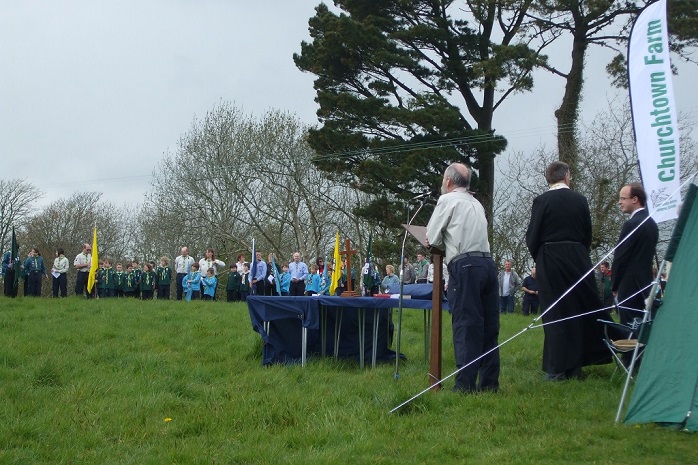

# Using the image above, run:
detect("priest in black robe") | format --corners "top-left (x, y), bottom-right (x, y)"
top-left (526, 161), bottom-right (611, 380)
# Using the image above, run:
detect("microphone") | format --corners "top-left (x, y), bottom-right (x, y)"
top-left (411, 191), bottom-right (431, 200)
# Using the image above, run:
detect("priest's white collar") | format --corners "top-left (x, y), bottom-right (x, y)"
top-left (548, 182), bottom-right (569, 191)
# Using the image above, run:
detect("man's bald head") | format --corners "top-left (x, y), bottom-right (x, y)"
top-left (444, 163), bottom-right (471, 190)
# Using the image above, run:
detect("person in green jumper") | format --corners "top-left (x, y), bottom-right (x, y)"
top-left (102, 259), bottom-right (116, 298)
top-left (226, 264), bottom-right (242, 302)
top-left (123, 264), bottom-right (138, 297)
top-left (156, 256), bottom-right (173, 299)
top-left (24, 248), bottom-right (46, 297)
top-left (140, 263), bottom-right (156, 300)
top-left (96, 261), bottom-right (106, 298)
top-left (114, 263), bottom-right (125, 297)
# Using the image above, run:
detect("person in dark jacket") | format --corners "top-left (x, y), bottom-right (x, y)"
top-left (612, 183), bottom-right (659, 325)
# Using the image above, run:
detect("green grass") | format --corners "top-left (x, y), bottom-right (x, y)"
top-left (0, 297), bottom-right (694, 464)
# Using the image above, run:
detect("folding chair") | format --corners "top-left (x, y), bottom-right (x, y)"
top-left (597, 318), bottom-right (653, 381)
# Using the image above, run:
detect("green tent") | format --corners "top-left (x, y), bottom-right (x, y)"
top-left (623, 184), bottom-right (698, 431)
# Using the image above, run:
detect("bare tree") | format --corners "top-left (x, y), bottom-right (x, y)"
top-left (141, 102), bottom-right (372, 264)
top-left (24, 192), bottom-right (133, 265)
top-left (0, 179), bottom-right (43, 250)
top-left (21, 192), bottom-right (136, 295)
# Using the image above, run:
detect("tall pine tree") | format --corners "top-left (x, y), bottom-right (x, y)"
top-left (294, 1), bottom-right (543, 227)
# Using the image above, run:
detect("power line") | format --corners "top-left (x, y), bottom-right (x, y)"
top-left (36, 108), bottom-right (698, 193)
top-left (313, 122), bottom-right (579, 161)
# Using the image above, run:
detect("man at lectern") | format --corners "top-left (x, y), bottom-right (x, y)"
top-left (426, 163), bottom-right (500, 394)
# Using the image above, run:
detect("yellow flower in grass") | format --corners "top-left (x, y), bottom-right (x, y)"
top-left (164, 417), bottom-right (172, 423)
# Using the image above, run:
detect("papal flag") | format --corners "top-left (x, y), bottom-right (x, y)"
top-left (87, 227), bottom-right (99, 293)
top-left (362, 233), bottom-right (373, 295)
top-left (270, 253), bottom-right (281, 296)
top-left (250, 239), bottom-right (257, 294)
top-left (628, 0), bottom-right (680, 222)
top-left (10, 226), bottom-right (21, 293)
top-left (330, 232), bottom-right (342, 296)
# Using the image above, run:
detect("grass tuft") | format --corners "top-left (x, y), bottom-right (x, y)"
top-left (31, 359), bottom-right (63, 388)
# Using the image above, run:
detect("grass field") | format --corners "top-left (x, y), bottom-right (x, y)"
top-left (0, 297), bottom-right (694, 464)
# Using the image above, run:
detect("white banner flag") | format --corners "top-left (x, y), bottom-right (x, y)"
top-left (628, 0), bottom-right (680, 223)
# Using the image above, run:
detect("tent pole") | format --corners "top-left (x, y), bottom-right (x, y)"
top-left (615, 259), bottom-right (666, 423)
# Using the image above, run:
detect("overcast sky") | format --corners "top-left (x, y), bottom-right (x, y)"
top-left (2, 2), bottom-right (697, 209)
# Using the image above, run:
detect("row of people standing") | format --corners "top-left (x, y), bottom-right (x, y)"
top-left (1, 246), bottom-right (66, 298)
top-left (175, 249), bottom-right (353, 301)
top-left (283, 251), bottom-right (354, 297)
top-left (91, 257), bottom-right (172, 299)
top-left (1, 244), bottom-right (228, 300)
top-left (174, 247), bottom-right (226, 300)
top-left (272, 252), bottom-right (348, 297)
top-left (3, 243), bottom-right (354, 300)
top-left (71, 243), bottom-right (176, 300)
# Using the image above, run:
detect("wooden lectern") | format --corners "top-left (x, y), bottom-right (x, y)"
top-left (401, 224), bottom-right (444, 390)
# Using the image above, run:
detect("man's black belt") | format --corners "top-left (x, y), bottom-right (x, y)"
top-left (451, 251), bottom-right (491, 262)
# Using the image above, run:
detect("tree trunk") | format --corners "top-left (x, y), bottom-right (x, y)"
top-left (555, 27), bottom-right (588, 180)
top-left (478, 93), bottom-right (496, 229)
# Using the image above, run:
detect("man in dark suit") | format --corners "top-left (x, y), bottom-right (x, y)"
top-left (612, 183), bottom-right (659, 325)
top-left (526, 161), bottom-right (612, 381)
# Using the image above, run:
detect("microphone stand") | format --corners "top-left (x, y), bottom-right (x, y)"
top-left (395, 197), bottom-right (428, 380)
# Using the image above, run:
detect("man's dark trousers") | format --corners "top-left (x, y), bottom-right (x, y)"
top-left (176, 273), bottom-right (187, 300)
top-left (448, 255), bottom-right (500, 392)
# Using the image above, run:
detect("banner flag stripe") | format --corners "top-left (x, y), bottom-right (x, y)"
top-left (628, 0), bottom-right (680, 223)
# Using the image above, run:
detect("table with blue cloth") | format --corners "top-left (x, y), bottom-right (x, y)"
top-left (247, 285), bottom-right (442, 367)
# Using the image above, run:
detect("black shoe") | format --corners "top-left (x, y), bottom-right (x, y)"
top-left (477, 385), bottom-right (499, 394)
top-left (451, 385), bottom-right (475, 394)
top-left (565, 367), bottom-right (584, 380)
top-left (544, 372), bottom-right (567, 381)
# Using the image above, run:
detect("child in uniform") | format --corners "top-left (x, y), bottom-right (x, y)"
top-left (279, 264), bottom-right (291, 296)
top-left (123, 265), bottom-right (137, 297)
top-left (319, 263), bottom-right (332, 295)
top-left (102, 259), bottom-right (116, 298)
top-left (239, 263), bottom-right (251, 301)
top-left (131, 260), bottom-right (142, 299)
top-left (184, 262), bottom-right (201, 301)
top-left (114, 263), bottom-right (125, 297)
top-left (226, 264), bottom-right (241, 302)
top-left (140, 262), bottom-right (155, 300)
top-left (156, 256), bottom-right (173, 299)
top-left (305, 264), bottom-right (321, 296)
top-left (201, 268), bottom-right (217, 301)
top-left (96, 260), bottom-right (106, 298)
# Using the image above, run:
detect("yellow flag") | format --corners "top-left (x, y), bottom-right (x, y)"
top-left (329, 232), bottom-right (342, 295)
top-left (87, 227), bottom-right (99, 293)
